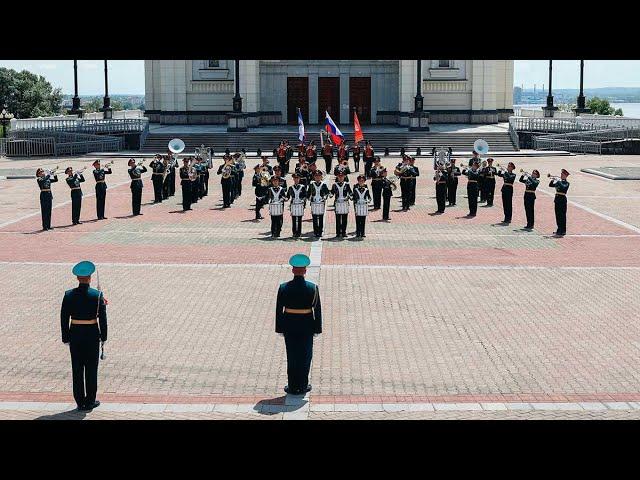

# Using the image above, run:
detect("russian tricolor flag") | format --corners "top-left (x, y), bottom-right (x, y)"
top-left (324, 111), bottom-right (344, 145)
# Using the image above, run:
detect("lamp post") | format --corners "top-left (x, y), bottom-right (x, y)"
top-left (0, 105), bottom-right (14, 138)
top-left (409, 59), bottom-right (429, 131)
top-left (228, 59), bottom-right (247, 132)
top-left (100, 60), bottom-right (113, 120)
top-left (232, 59), bottom-right (242, 113)
top-left (542, 60), bottom-right (558, 117)
top-left (414, 59), bottom-right (423, 112)
top-left (68, 60), bottom-right (84, 117)
top-left (574, 60), bottom-right (590, 115)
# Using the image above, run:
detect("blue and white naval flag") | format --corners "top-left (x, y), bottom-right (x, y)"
top-left (297, 108), bottom-right (305, 142)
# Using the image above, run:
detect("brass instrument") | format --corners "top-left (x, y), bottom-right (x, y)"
top-left (45, 165), bottom-right (62, 176)
top-left (259, 167), bottom-right (272, 187)
top-left (387, 174), bottom-right (399, 191)
top-left (519, 168), bottom-right (532, 179)
top-left (547, 173), bottom-right (561, 181)
top-left (102, 160), bottom-right (114, 169)
top-left (188, 156), bottom-right (198, 181)
top-left (432, 147), bottom-right (452, 169)
top-left (136, 159), bottom-right (146, 167)
top-left (473, 139), bottom-right (490, 156)
top-left (221, 157), bottom-right (234, 179)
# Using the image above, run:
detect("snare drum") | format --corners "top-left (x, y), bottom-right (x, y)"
top-left (355, 201), bottom-right (369, 217)
top-left (311, 201), bottom-right (325, 216)
top-left (269, 201), bottom-right (284, 216)
top-left (335, 200), bottom-right (350, 215)
top-left (290, 201), bottom-right (305, 217)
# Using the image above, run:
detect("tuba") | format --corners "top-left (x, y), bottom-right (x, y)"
top-left (473, 139), bottom-right (489, 156)
top-left (432, 147), bottom-right (452, 169)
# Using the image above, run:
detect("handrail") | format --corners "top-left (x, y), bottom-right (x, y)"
top-left (508, 121), bottom-right (520, 151)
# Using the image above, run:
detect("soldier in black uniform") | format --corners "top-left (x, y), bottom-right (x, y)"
top-left (333, 158), bottom-right (351, 184)
top-left (447, 158), bottom-right (461, 206)
top-left (433, 166), bottom-right (449, 213)
top-left (36, 167), bottom-right (58, 230)
top-left (395, 156), bottom-right (413, 211)
top-left (127, 159), bottom-right (147, 216)
top-left (468, 150), bottom-right (480, 167)
top-left (272, 165), bottom-right (288, 190)
top-left (199, 157), bottom-right (208, 200)
top-left (461, 161), bottom-right (481, 217)
top-left (169, 152), bottom-right (178, 197)
top-left (381, 168), bottom-right (394, 221)
top-left (353, 175), bottom-right (371, 238)
top-left (308, 170), bottom-right (330, 237)
top-left (275, 254), bottom-right (322, 395)
top-left (252, 164), bottom-right (269, 220)
top-left (363, 141), bottom-right (375, 178)
top-left (190, 159), bottom-right (200, 205)
top-left (408, 157), bottom-right (419, 206)
top-left (268, 175), bottom-right (287, 238)
top-left (287, 173), bottom-right (307, 238)
top-left (369, 157), bottom-right (384, 210)
top-left (550, 169), bottom-right (570, 236)
top-left (236, 154), bottom-right (245, 198)
top-left (149, 155), bottom-right (165, 203)
top-left (92, 160), bottom-right (112, 220)
top-left (260, 156), bottom-right (274, 176)
top-left (497, 162), bottom-right (516, 223)
top-left (60, 261), bottom-right (108, 411)
top-left (519, 169), bottom-right (540, 230)
top-left (65, 167), bottom-right (85, 225)
top-left (482, 158), bottom-right (497, 206)
top-left (161, 157), bottom-right (171, 200)
top-left (321, 140), bottom-right (334, 174)
top-left (217, 157), bottom-right (234, 208)
top-left (351, 142), bottom-right (361, 172)
top-left (179, 158), bottom-right (193, 211)
top-left (331, 172), bottom-right (352, 238)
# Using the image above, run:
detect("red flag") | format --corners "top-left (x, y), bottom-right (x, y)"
top-left (353, 110), bottom-right (364, 144)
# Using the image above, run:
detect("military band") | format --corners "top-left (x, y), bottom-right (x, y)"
top-left (92, 160), bottom-right (112, 220)
top-left (218, 155), bottom-right (235, 208)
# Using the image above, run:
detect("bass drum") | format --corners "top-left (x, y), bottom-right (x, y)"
top-left (310, 201), bottom-right (325, 216)
top-left (355, 201), bottom-right (369, 217)
top-left (269, 201), bottom-right (284, 216)
top-left (290, 202), bottom-right (305, 217)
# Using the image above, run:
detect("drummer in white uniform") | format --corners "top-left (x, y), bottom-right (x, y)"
top-left (287, 173), bottom-right (307, 238)
top-left (268, 175), bottom-right (287, 238)
top-left (353, 174), bottom-right (372, 238)
top-left (331, 171), bottom-right (352, 238)
top-left (308, 170), bottom-right (330, 238)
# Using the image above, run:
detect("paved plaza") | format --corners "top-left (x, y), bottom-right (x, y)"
top-left (1, 153), bottom-right (640, 419)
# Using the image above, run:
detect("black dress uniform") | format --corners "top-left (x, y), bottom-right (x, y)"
top-left (252, 171), bottom-right (269, 219)
top-left (353, 183), bottom-right (371, 238)
top-left (519, 174), bottom-right (540, 229)
top-left (396, 163), bottom-right (413, 211)
top-left (369, 163), bottom-right (384, 209)
top-left (287, 183), bottom-right (307, 237)
top-left (352, 144), bottom-right (361, 172)
top-left (200, 162), bottom-right (208, 200)
top-left (236, 161), bottom-right (245, 198)
top-left (217, 161), bottom-right (233, 208)
top-left (201, 159), bottom-right (209, 197)
top-left (169, 156), bottom-right (177, 197)
top-left (179, 164), bottom-right (192, 211)
top-left (434, 169), bottom-right (449, 213)
top-left (322, 143), bottom-right (334, 173)
top-left (381, 176), bottom-right (393, 220)
top-left (409, 163), bottom-right (419, 206)
top-left (60, 261), bottom-right (107, 411)
top-left (37, 172), bottom-right (58, 230)
top-left (66, 172), bottom-right (85, 225)
top-left (277, 145), bottom-right (288, 175)
top-left (268, 184), bottom-right (287, 237)
top-left (481, 164), bottom-right (497, 206)
top-left (162, 162), bottom-right (170, 200)
top-left (295, 163), bottom-right (311, 187)
top-left (149, 158), bottom-right (165, 203)
top-left (93, 165), bottom-right (112, 220)
top-left (331, 180), bottom-right (352, 237)
top-left (276, 254), bottom-right (322, 395)
top-left (550, 177), bottom-right (570, 235)
top-left (333, 164), bottom-right (351, 184)
top-left (128, 163), bottom-right (147, 216)
top-left (363, 144), bottom-right (375, 178)
top-left (462, 167), bottom-right (480, 216)
top-left (447, 165), bottom-right (461, 206)
top-left (308, 180), bottom-right (330, 237)
top-left (497, 169), bottom-right (516, 223)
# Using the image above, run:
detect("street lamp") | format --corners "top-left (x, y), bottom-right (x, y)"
top-left (100, 60), bottom-right (113, 120)
top-left (0, 105), bottom-right (14, 138)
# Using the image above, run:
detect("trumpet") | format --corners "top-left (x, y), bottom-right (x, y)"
top-left (387, 174), bottom-right (399, 191)
top-left (547, 173), bottom-right (561, 180)
top-left (136, 159), bottom-right (146, 167)
top-left (45, 165), bottom-right (62, 176)
top-left (519, 168), bottom-right (532, 178)
top-left (101, 160), bottom-right (114, 169)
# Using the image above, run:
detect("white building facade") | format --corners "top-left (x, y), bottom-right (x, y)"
top-left (144, 60), bottom-right (514, 126)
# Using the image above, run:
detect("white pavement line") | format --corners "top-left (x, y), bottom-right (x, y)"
top-left (3, 262), bottom-right (640, 271)
top-left (0, 179), bottom-right (135, 229)
top-left (538, 188), bottom-right (640, 234)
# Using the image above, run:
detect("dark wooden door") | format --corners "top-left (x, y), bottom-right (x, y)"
top-left (349, 77), bottom-right (371, 124)
top-left (287, 77), bottom-right (309, 125)
top-left (318, 77), bottom-right (340, 123)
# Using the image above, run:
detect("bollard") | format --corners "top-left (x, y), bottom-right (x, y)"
top-left (384, 147), bottom-right (389, 156)
top-left (416, 147), bottom-right (421, 156)
top-left (257, 148), bottom-right (262, 157)
top-left (400, 147), bottom-right (405, 156)
top-left (225, 148), bottom-right (230, 155)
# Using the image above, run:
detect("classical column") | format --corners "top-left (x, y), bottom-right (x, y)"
top-left (100, 60), bottom-right (113, 119)
top-left (542, 60), bottom-right (557, 117)
top-left (574, 60), bottom-right (590, 115)
top-left (228, 60), bottom-right (247, 132)
top-left (409, 59), bottom-right (429, 131)
top-left (68, 60), bottom-right (83, 117)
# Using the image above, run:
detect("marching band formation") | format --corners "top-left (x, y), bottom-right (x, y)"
top-left (34, 137), bottom-right (572, 238)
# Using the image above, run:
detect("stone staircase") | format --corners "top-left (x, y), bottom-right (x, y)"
top-left (140, 131), bottom-right (517, 154)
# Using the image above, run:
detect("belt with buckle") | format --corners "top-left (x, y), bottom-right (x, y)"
top-left (40, 189), bottom-right (51, 192)
top-left (70, 187), bottom-right (81, 191)
top-left (555, 192), bottom-right (566, 196)
top-left (467, 180), bottom-right (477, 183)
top-left (131, 178), bottom-right (142, 180)
top-left (525, 189), bottom-right (536, 193)
top-left (96, 180), bottom-right (105, 183)
top-left (152, 172), bottom-right (163, 175)
top-left (503, 183), bottom-right (513, 187)
top-left (71, 319), bottom-right (97, 325)
top-left (284, 308), bottom-right (312, 314)
top-left (437, 181), bottom-right (446, 184)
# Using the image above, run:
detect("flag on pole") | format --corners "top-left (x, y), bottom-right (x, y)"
top-left (297, 108), bottom-right (305, 142)
top-left (353, 110), bottom-right (364, 144)
top-left (324, 111), bottom-right (344, 145)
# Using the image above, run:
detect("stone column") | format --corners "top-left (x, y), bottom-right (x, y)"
top-left (308, 68), bottom-right (319, 125)
top-left (339, 67), bottom-right (349, 124)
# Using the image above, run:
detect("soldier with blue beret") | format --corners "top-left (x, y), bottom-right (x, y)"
top-left (60, 261), bottom-right (108, 411)
top-left (275, 254), bottom-right (322, 395)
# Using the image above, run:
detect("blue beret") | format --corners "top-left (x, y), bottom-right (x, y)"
top-left (289, 254), bottom-right (310, 268)
top-left (72, 260), bottom-right (95, 277)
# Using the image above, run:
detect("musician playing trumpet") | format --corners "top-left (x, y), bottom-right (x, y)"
top-left (65, 166), bottom-right (86, 225)
top-left (461, 160), bottom-right (481, 217)
top-left (128, 158), bottom-right (147, 216)
top-left (92, 160), bottom-right (112, 220)
top-left (287, 173), bottom-right (307, 238)
top-left (179, 158), bottom-right (193, 211)
top-left (481, 158), bottom-right (497, 207)
top-left (308, 169), bottom-right (330, 238)
top-left (36, 166), bottom-right (59, 230)
top-left (252, 164), bottom-right (270, 220)
top-left (496, 162), bottom-right (516, 223)
top-left (149, 155), bottom-right (165, 204)
top-left (549, 169), bottom-right (570, 236)
top-left (519, 169), bottom-right (540, 230)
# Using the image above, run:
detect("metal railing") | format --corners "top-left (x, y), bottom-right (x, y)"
top-left (508, 121), bottom-right (520, 151)
top-left (2, 129), bottom-right (123, 157)
top-left (139, 120), bottom-right (150, 149)
top-left (534, 138), bottom-right (603, 154)
top-left (533, 127), bottom-right (640, 154)
top-left (10, 117), bottom-right (148, 134)
top-left (0, 137), bottom-right (57, 156)
top-left (509, 116), bottom-right (593, 133)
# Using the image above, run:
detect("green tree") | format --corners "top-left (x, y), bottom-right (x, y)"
top-left (586, 97), bottom-right (617, 115)
top-left (0, 68), bottom-right (63, 118)
top-left (82, 97), bottom-right (125, 113)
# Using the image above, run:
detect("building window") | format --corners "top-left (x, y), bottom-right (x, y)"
top-left (438, 60), bottom-right (451, 68)
top-left (207, 60), bottom-right (220, 68)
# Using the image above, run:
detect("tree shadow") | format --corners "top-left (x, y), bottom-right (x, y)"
top-left (34, 408), bottom-right (87, 421)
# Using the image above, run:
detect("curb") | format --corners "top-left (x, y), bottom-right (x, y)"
top-left (581, 168), bottom-right (640, 180)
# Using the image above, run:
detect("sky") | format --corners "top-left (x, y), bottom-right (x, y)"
top-left (0, 60), bottom-right (639, 94)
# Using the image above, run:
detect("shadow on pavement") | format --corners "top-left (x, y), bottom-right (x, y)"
top-left (254, 395), bottom-right (308, 416)
top-left (35, 408), bottom-right (87, 421)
